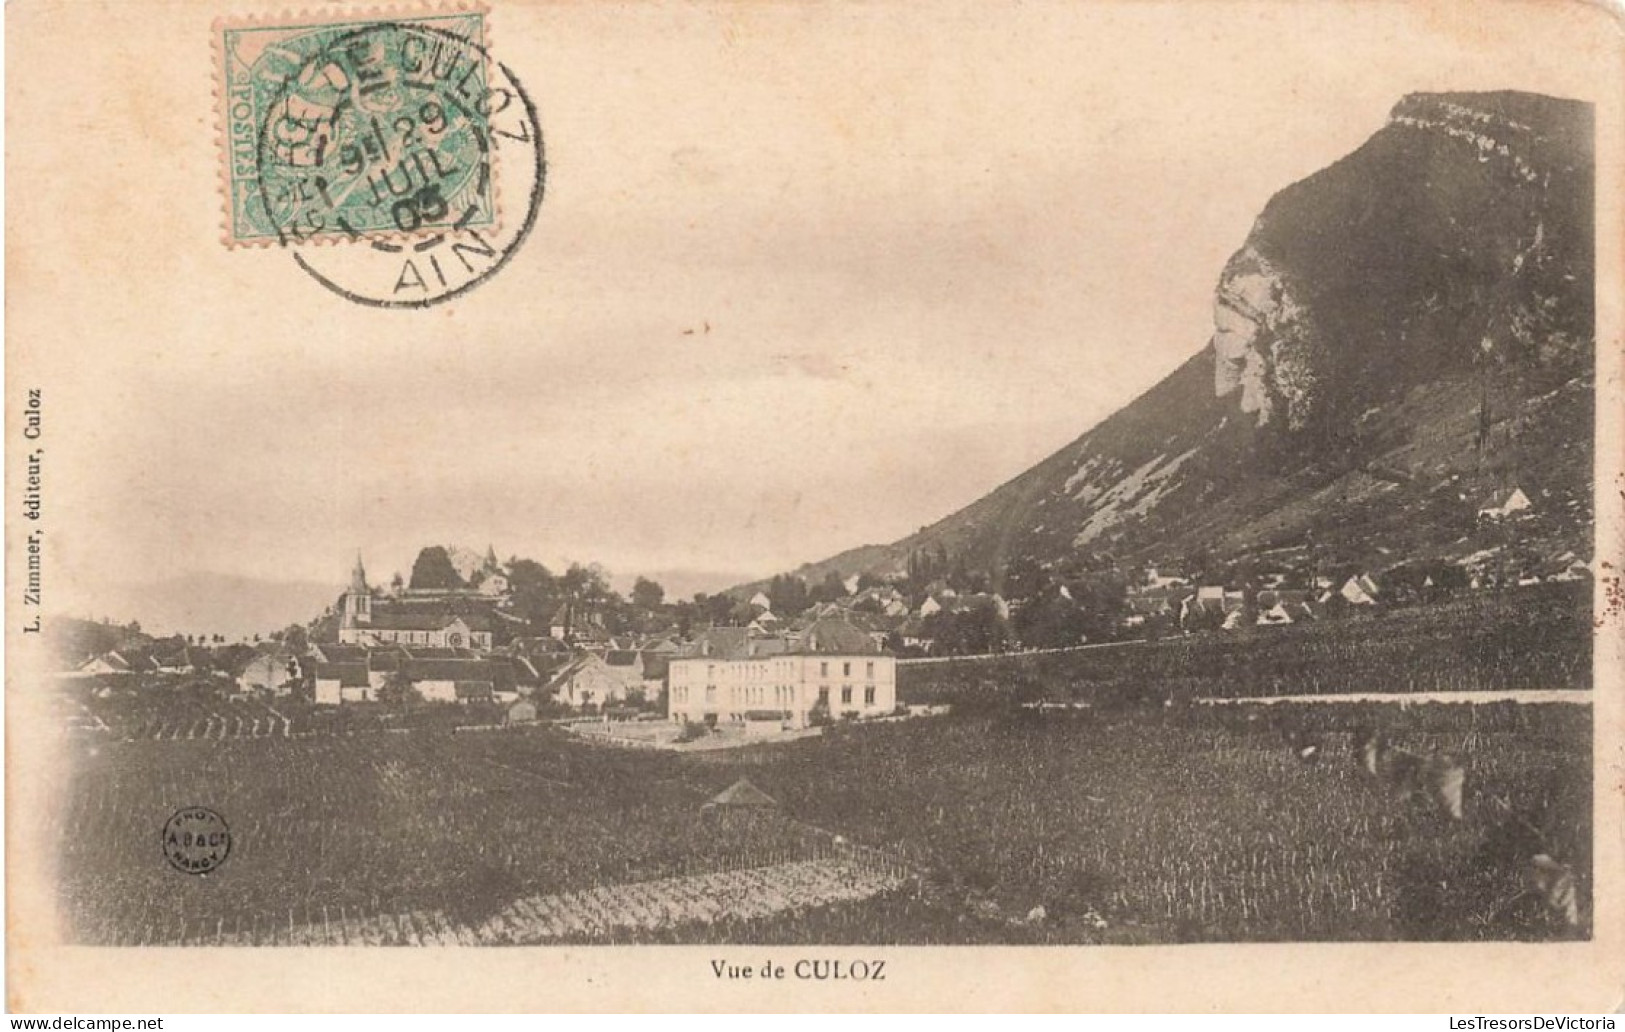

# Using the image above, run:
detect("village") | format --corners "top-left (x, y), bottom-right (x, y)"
top-left (51, 478), bottom-right (1591, 748)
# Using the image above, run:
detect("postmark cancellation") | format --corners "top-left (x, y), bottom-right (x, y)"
top-left (216, 7), bottom-right (501, 249)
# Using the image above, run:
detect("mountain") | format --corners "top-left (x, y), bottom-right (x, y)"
top-left (93, 573), bottom-right (339, 642)
top-left (754, 91), bottom-right (1594, 591)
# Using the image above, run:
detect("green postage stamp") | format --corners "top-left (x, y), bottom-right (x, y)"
top-left (217, 8), bottom-right (500, 246)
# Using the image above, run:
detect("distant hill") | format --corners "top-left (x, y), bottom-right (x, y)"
top-left (746, 91), bottom-right (1594, 593)
top-left (93, 573), bottom-right (338, 642)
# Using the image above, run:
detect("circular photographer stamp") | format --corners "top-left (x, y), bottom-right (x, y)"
top-left (219, 10), bottom-right (545, 306)
top-left (162, 807), bottom-right (232, 875)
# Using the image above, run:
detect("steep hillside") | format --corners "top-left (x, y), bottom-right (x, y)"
top-left (761, 91), bottom-right (1594, 591)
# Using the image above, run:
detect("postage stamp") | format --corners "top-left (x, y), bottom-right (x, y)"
top-left (216, 8), bottom-right (545, 306)
top-left (218, 8), bottom-right (497, 247)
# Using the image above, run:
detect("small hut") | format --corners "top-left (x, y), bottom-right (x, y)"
top-left (506, 699), bottom-right (538, 725)
top-left (701, 778), bottom-right (780, 823)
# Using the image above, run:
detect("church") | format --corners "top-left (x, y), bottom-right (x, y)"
top-left (338, 556), bottom-right (496, 650)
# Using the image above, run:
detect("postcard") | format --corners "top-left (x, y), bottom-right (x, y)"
top-left (6, 0), bottom-right (1622, 1013)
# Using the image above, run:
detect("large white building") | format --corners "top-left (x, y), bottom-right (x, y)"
top-left (667, 618), bottom-right (897, 728)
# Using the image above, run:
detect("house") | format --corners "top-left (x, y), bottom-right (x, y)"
top-left (603, 650), bottom-right (647, 698)
top-left (508, 635), bottom-right (571, 658)
top-left (1180, 586), bottom-right (1229, 627)
top-left (545, 654), bottom-right (629, 710)
top-left (312, 648), bottom-right (530, 705)
top-left (686, 626), bottom-right (751, 658)
top-left (76, 650), bottom-right (158, 676)
top-left (153, 645), bottom-right (207, 675)
top-left (1339, 574), bottom-right (1381, 606)
top-left (1144, 566), bottom-right (1189, 589)
top-left (897, 617), bottom-right (933, 651)
top-left (314, 662), bottom-right (371, 704)
top-left (507, 699), bottom-right (538, 724)
top-left (1127, 587), bottom-right (1191, 620)
top-left (640, 653), bottom-right (672, 700)
top-left (1256, 603), bottom-right (1295, 626)
top-left (668, 617), bottom-right (897, 728)
top-left (549, 603), bottom-right (609, 645)
top-left (748, 591), bottom-right (773, 611)
top-left (1478, 486), bottom-right (1533, 521)
top-left (238, 648), bottom-right (301, 695)
top-left (397, 658), bottom-right (493, 703)
top-left (477, 571), bottom-right (510, 597)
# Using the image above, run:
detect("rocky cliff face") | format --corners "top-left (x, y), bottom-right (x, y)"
top-left (760, 91), bottom-right (1595, 591)
top-left (1213, 91), bottom-right (1593, 436)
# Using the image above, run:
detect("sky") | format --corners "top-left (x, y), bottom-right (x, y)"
top-left (9, 0), bottom-right (1610, 630)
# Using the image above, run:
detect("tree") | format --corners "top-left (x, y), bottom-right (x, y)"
top-left (809, 570), bottom-right (848, 605)
top-left (631, 576), bottom-right (665, 609)
top-left (923, 606), bottom-right (1011, 655)
top-left (807, 695), bottom-right (832, 727)
top-left (1014, 592), bottom-right (1083, 649)
top-left (409, 546), bottom-right (464, 591)
top-left (506, 559), bottom-right (559, 626)
top-left (377, 670), bottom-right (423, 706)
top-left (1002, 555), bottom-right (1049, 606)
top-left (560, 562), bottom-right (616, 606)
top-left (767, 574), bottom-right (810, 618)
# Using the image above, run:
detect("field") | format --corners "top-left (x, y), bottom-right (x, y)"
top-left (52, 729), bottom-right (831, 944)
top-left (66, 680), bottom-right (516, 741)
top-left (693, 702), bottom-right (1591, 942)
top-left (898, 583), bottom-right (1591, 706)
top-left (51, 695), bottom-right (1589, 944)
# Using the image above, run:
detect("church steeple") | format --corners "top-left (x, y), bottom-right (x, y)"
top-left (342, 554), bottom-right (373, 636)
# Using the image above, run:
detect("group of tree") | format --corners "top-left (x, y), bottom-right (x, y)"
top-left (919, 605), bottom-right (1012, 655)
top-left (904, 543), bottom-right (989, 599)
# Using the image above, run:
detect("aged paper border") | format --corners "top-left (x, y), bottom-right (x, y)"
top-left (7, 0), bottom-right (1624, 1013)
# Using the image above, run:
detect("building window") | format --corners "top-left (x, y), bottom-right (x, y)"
top-left (841, 687), bottom-right (852, 704)
top-left (818, 687), bottom-right (829, 705)
top-left (820, 661), bottom-right (828, 676)
top-left (843, 662), bottom-right (851, 676)
top-left (705, 686), bottom-right (715, 703)
top-left (866, 661), bottom-right (875, 677)
top-left (865, 686), bottom-right (876, 705)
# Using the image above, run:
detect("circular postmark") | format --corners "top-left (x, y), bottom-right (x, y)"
top-left (252, 19), bottom-right (544, 307)
top-left (162, 807), bottom-right (232, 875)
